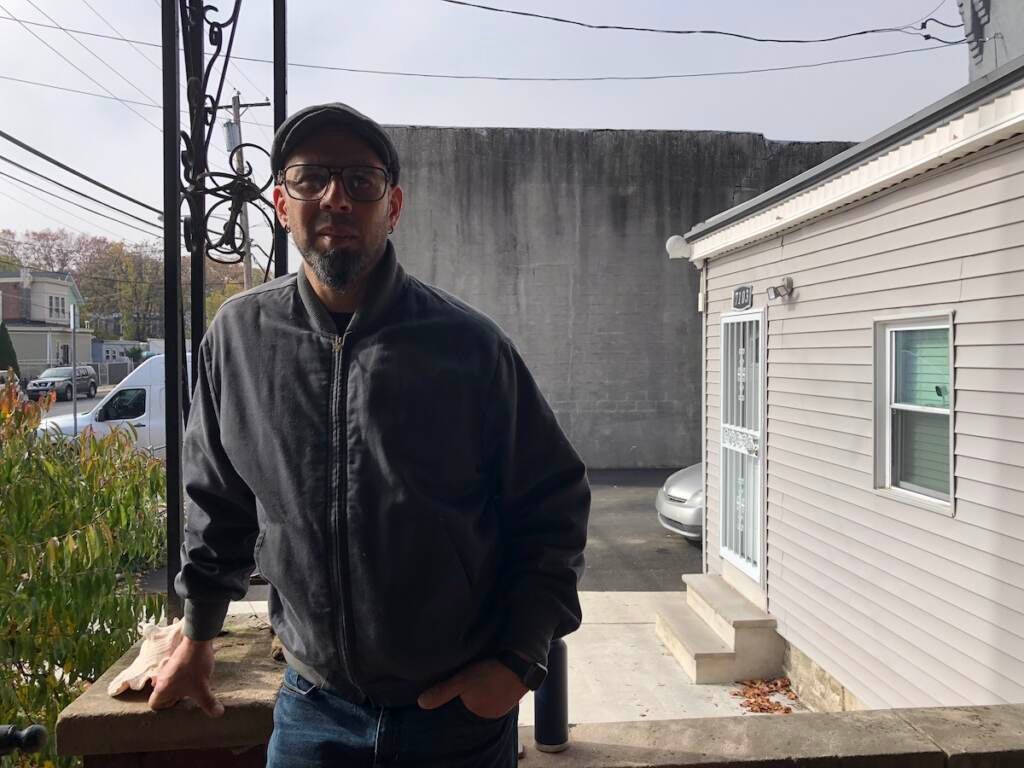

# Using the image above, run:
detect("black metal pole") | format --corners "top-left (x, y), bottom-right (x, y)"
top-left (162, 0), bottom-right (184, 621)
top-left (273, 0), bottom-right (288, 278)
top-left (534, 638), bottom-right (570, 752)
top-left (187, 0), bottom-right (206, 385)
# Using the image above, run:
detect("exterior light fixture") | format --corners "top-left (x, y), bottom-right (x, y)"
top-left (766, 277), bottom-right (793, 301)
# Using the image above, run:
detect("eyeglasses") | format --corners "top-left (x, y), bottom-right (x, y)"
top-left (280, 164), bottom-right (390, 202)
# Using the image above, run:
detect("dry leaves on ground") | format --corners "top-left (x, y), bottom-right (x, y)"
top-left (731, 677), bottom-right (799, 714)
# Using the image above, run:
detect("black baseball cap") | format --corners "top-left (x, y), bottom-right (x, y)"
top-left (270, 102), bottom-right (400, 184)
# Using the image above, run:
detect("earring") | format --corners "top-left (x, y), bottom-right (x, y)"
top-left (388, 226), bottom-right (394, 235)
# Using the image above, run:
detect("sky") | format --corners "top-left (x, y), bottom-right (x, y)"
top-left (0, 0), bottom-right (970, 271)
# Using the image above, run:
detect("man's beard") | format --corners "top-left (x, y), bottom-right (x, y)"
top-left (299, 243), bottom-right (372, 291)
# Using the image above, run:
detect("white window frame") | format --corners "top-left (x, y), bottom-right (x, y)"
top-left (873, 312), bottom-right (955, 516)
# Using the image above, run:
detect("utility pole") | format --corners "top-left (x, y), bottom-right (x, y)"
top-left (220, 92), bottom-right (271, 290)
top-left (70, 303), bottom-right (77, 436)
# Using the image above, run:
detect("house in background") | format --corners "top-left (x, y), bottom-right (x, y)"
top-left (658, 56), bottom-right (1024, 711)
top-left (0, 267), bottom-right (93, 379)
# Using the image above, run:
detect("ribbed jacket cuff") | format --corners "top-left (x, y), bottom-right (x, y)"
top-left (183, 599), bottom-right (230, 641)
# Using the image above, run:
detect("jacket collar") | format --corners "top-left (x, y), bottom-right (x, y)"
top-left (297, 240), bottom-right (406, 338)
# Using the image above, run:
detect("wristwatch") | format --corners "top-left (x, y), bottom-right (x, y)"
top-left (497, 649), bottom-right (548, 691)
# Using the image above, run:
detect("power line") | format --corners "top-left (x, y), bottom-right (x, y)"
top-left (0, 188), bottom-right (91, 237)
top-left (438, 0), bottom-right (964, 43)
top-left (0, 176), bottom-right (140, 240)
top-left (0, 128), bottom-right (161, 215)
top-left (0, 153), bottom-right (162, 230)
top-left (0, 1), bottom-right (163, 134)
top-left (0, 74), bottom-right (274, 130)
top-left (262, 43), bottom-right (969, 81)
top-left (80, 0), bottom-right (272, 147)
top-left (25, 0), bottom-right (158, 107)
top-left (0, 44), bottom-right (968, 86)
top-left (0, 170), bottom-right (161, 237)
top-left (0, 13), bottom-right (969, 82)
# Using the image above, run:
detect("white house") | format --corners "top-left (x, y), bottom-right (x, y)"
top-left (659, 57), bottom-right (1024, 711)
top-left (0, 268), bottom-right (92, 378)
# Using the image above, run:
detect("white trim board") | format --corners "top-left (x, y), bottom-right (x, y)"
top-left (687, 84), bottom-right (1024, 265)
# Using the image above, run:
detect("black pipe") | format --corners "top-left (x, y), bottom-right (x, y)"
top-left (534, 638), bottom-right (570, 752)
top-left (273, 0), bottom-right (288, 278)
top-left (162, 0), bottom-right (184, 621)
top-left (187, 0), bottom-right (205, 383)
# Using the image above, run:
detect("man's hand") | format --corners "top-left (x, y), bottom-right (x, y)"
top-left (417, 659), bottom-right (527, 720)
top-left (147, 636), bottom-right (224, 718)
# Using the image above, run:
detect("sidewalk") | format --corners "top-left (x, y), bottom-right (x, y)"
top-left (226, 590), bottom-right (802, 724)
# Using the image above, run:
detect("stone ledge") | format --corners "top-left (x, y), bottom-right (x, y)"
top-left (899, 705), bottom-right (1024, 768)
top-left (57, 619), bottom-right (1024, 766)
top-left (520, 711), bottom-right (943, 767)
top-left (520, 705), bottom-right (1024, 767)
top-left (57, 616), bottom-right (280, 757)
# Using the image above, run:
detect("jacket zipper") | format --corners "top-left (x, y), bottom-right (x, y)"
top-left (330, 330), bottom-right (363, 697)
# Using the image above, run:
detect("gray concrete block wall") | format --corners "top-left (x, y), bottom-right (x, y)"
top-left (389, 127), bottom-right (848, 468)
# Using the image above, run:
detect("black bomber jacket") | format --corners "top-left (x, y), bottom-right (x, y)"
top-left (175, 242), bottom-right (590, 707)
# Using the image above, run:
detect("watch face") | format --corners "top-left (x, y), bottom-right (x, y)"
top-left (499, 651), bottom-right (548, 691)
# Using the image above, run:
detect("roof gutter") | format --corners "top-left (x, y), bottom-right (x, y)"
top-left (683, 54), bottom-right (1024, 254)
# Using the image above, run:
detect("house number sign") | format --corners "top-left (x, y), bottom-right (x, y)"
top-left (733, 285), bottom-right (753, 310)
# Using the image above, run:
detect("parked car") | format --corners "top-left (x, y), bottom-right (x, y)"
top-left (38, 354), bottom-right (189, 456)
top-left (27, 365), bottom-right (97, 401)
top-left (0, 370), bottom-right (27, 403)
top-left (656, 463), bottom-right (704, 541)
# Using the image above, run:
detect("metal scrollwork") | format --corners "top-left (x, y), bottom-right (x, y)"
top-left (722, 427), bottom-right (757, 455)
top-left (203, 144), bottom-right (277, 268)
top-left (177, 0), bottom-right (275, 274)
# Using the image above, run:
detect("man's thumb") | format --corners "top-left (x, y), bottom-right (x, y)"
top-left (196, 683), bottom-right (225, 718)
top-left (417, 675), bottom-right (461, 710)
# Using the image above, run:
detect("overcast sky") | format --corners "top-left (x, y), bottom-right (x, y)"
top-left (0, 0), bottom-right (969, 270)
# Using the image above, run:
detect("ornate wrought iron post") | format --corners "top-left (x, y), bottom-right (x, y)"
top-left (161, 0), bottom-right (184, 620)
top-left (162, 0), bottom-right (282, 618)
top-left (184, 0), bottom-right (207, 390)
top-left (274, 0), bottom-right (288, 277)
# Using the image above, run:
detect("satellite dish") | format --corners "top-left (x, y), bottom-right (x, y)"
top-left (664, 234), bottom-right (689, 260)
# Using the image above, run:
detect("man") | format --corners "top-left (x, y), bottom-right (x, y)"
top-left (148, 103), bottom-right (590, 767)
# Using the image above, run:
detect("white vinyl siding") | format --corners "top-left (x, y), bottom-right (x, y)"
top-left (700, 135), bottom-right (1024, 709)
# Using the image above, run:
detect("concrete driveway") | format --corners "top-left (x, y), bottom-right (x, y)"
top-left (583, 469), bottom-right (702, 591)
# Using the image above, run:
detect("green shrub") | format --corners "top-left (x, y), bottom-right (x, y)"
top-left (0, 322), bottom-right (18, 379)
top-left (0, 374), bottom-right (166, 767)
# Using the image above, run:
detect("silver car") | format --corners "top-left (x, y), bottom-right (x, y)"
top-left (656, 463), bottom-right (704, 541)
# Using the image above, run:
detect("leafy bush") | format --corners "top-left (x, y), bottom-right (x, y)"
top-left (0, 374), bottom-right (166, 767)
top-left (0, 322), bottom-right (18, 379)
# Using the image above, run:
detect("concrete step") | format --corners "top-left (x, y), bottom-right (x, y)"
top-left (683, 574), bottom-right (776, 647)
top-left (654, 597), bottom-right (735, 684)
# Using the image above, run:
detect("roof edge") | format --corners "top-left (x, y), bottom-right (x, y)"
top-left (684, 54), bottom-right (1024, 245)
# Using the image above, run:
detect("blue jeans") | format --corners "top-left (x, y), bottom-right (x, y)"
top-left (267, 668), bottom-right (519, 767)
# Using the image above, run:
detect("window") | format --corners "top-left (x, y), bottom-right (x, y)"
top-left (60, 297), bottom-right (66, 316)
top-left (101, 388), bottom-right (146, 421)
top-left (48, 296), bottom-right (54, 318)
top-left (873, 315), bottom-right (953, 508)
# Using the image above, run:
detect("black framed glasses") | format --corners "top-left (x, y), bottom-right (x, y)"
top-left (280, 164), bottom-right (390, 202)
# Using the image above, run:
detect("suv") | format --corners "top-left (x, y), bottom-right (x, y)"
top-left (27, 365), bottom-right (98, 401)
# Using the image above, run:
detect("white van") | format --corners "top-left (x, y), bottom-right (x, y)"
top-left (39, 354), bottom-right (191, 457)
